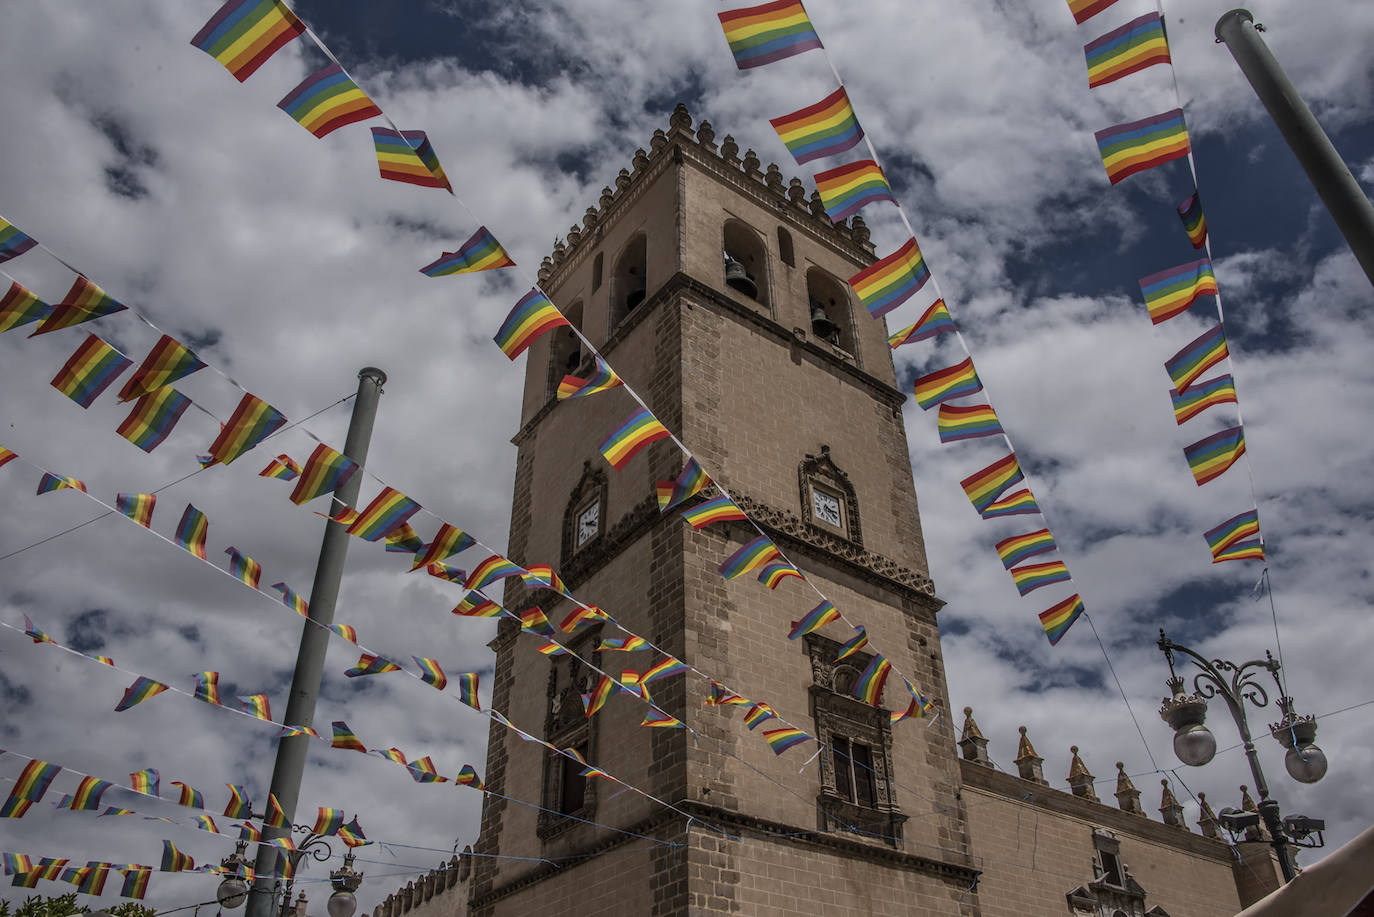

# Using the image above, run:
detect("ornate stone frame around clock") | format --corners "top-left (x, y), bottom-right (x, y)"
top-left (799, 444), bottom-right (863, 547)
top-left (561, 461), bottom-right (608, 568)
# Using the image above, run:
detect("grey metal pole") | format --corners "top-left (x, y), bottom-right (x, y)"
top-left (1215, 9), bottom-right (1374, 287)
top-left (245, 367), bottom-right (387, 917)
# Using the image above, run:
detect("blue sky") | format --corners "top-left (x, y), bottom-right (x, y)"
top-left (0, 1), bottom-right (1371, 912)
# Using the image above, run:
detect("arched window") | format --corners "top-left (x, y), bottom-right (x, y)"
top-left (548, 300), bottom-right (584, 397)
top-left (610, 235), bottom-right (647, 328)
top-left (777, 226), bottom-right (795, 267)
top-left (591, 252), bottom-right (604, 291)
top-left (806, 268), bottom-right (857, 357)
top-left (722, 219), bottom-right (769, 308)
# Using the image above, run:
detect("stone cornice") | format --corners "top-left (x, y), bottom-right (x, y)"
top-left (958, 759), bottom-right (1233, 861)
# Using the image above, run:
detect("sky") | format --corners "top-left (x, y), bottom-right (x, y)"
top-left (0, 0), bottom-right (1371, 912)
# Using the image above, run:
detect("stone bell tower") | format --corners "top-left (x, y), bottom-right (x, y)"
top-left (468, 103), bottom-right (978, 915)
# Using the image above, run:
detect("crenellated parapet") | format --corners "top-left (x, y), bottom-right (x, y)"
top-left (370, 847), bottom-right (473, 917)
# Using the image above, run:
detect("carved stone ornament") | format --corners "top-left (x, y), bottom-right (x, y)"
top-left (561, 461), bottom-right (609, 568)
top-left (798, 444), bottom-right (864, 547)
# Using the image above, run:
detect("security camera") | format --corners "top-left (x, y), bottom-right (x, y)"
top-left (1216, 807), bottom-right (1261, 833)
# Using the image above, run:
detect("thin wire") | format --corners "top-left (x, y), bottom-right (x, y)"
top-left (1082, 612), bottom-right (1160, 771)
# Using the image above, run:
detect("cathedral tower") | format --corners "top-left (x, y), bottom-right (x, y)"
top-left (468, 103), bottom-right (979, 916)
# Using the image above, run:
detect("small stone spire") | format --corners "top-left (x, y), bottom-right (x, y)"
top-left (958, 707), bottom-right (990, 767)
top-left (1013, 726), bottom-right (1046, 784)
top-left (696, 120), bottom-right (717, 153)
top-left (668, 102), bottom-right (692, 134)
top-left (721, 135), bottom-right (740, 165)
top-left (1068, 746), bottom-right (1097, 800)
top-left (1159, 779), bottom-right (1187, 829)
top-left (1197, 792), bottom-right (1220, 838)
top-left (1239, 785), bottom-right (1266, 840)
top-left (742, 149), bottom-right (762, 178)
top-left (1114, 763), bottom-right (1143, 815)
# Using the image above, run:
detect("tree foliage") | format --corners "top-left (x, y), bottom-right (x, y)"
top-left (0, 895), bottom-right (154, 917)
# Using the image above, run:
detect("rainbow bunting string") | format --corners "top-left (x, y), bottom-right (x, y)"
top-left (30, 276), bottom-right (126, 336)
top-left (813, 159), bottom-right (896, 223)
top-left (1170, 374), bottom-right (1236, 425)
top-left (762, 726), bottom-right (809, 755)
top-left (849, 237), bottom-right (931, 319)
top-left (1039, 593), bottom-right (1084, 645)
top-left (1177, 190), bottom-right (1208, 249)
top-left (718, 535), bottom-right (780, 580)
top-left (1183, 425), bottom-right (1246, 486)
top-left (1094, 108), bottom-right (1190, 186)
top-left (453, 594), bottom-right (502, 618)
top-left (788, 600), bottom-right (839, 639)
top-left (118, 333), bottom-right (207, 402)
top-left (1083, 12), bottom-right (1170, 88)
top-left (205, 393), bottom-right (288, 467)
top-left (1203, 508), bottom-right (1260, 558)
top-left (346, 487), bottom-right (421, 541)
top-left (371, 127), bottom-right (452, 191)
top-left (238, 693), bottom-right (272, 720)
top-left (717, 0), bottom-right (823, 70)
top-left (117, 386), bottom-right (192, 453)
top-left (960, 453), bottom-right (1024, 516)
top-left (331, 721), bottom-right (368, 753)
top-left (887, 299), bottom-right (955, 349)
top-left (129, 769), bottom-right (160, 797)
top-left (1009, 560), bottom-right (1072, 597)
top-left (680, 494), bottom-right (747, 529)
top-left (994, 529), bottom-right (1058, 570)
top-left (190, 0), bottom-right (305, 82)
top-left (936, 402), bottom-right (1003, 443)
top-left (742, 702), bottom-right (776, 729)
top-left (50, 334), bottom-right (132, 409)
top-left (191, 672), bottom-right (221, 706)
top-left (835, 625), bottom-right (868, 660)
top-left (36, 472), bottom-right (87, 495)
top-left (464, 554), bottom-right (526, 591)
top-left (519, 607), bottom-right (557, 637)
top-left (175, 505), bottom-right (210, 560)
top-left (0, 280), bottom-right (51, 332)
top-left (344, 653), bottom-right (403, 677)
top-left (420, 226), bottom-right (516, 276)
top-left (69, 777), bottom-right (113, 812)
top-left (412, 522), bottom-right (476, 569)
top-left (270, 581), bottom-right (309, 616)
top-left (757, 559), bottom-right (803, 590)
top-left (289, 443), bottom-right (359, 504)
top-left (277, 63), bottom-right (381, 138)
top-left (115, 676), bottom-right (170, 712)
top-left (172, 780), bottom-right (205, 808)
top-left (1139, 258), bottom-right (1219, 326)
top-left (913, 357), bottom-right (982, 410)
top-left (455, 765), bottom-right (485, 790)
top-left (1165, 324), bottom-right (1229, 394)
top-left (493, 289), bottom-right (569, 360)
top-left (225, 547), bottom-right (262, 589)
top-left (769, 86), bottom-right (864, 165)
top-left (600, 406), bottom-right (671, 470)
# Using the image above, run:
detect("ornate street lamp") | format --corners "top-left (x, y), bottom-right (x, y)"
top-left (1156, 630), bottom-right (1328, 883)
top-left (217, 840), bottom-right (252, 910)
top-left (217, 820), bottom-right (363, 917)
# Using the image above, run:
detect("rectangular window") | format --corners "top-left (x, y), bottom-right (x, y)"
top-left (1099, 849), bottom-right (1124, 886)
top-left (833, 737), bottom-right (852, 802)
top-left (832, 737), bottom-right (877, 808)
top-left (852, 742), bottom-right (876, 808)
top-left (559, 742), bottom-right (588, 814)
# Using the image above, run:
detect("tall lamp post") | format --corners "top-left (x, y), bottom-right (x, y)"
top-left (217, 822), bottom-right (363, 917)
top-left (1155, 630), bottom-right (1328, 882)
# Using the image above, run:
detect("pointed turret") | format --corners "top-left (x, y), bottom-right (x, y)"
top-left (1014, 726), bottom-right (1046, 784)
top-left (1159, 779), bottom-right (1187, 829)
top-left (1068, 746), bottom-right (1097, 801)
top-left (1197, 792), bottom-right (1220, 838)
top-left (1114, 763), bottom-right (1143, 815)
top-left (959, 707), bottom-right (991, 767)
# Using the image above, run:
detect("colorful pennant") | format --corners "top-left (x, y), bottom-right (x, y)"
top-left (981, 488), bottom-right (1040, 518)
top-left (259, 454), bottom-right (301, 480)
top-left (115, 492), bottom-right (156, 528)
top-left (0, 216), bottom-right (38, 264)
top-left (346, 487), bottom-right (421, 542)
top-left (50, 334), bottom-right (132, 409)
top-left (717, 0), bottom-right (823, 70)
top-left (835, 625), bottom-right (868, 661)
top-left (344, 653), bottom-right (403, 677)
top-left (849, 237), bottom-right (930, 318)
top-left (1177, 190), bottom-right (1208, 249)
top-left (1213, 539), bottom-right (1265, 563)
top-left (204, 393), bottom-right (288, 467)
top-left (1165, 324), bottom-right (1229, 395)
top-left (1094, 109), bottom-right (1189, 186)
top-left (1084, 12), bottom-right (1170, 88)
top-left (813, 159), bottom-right (896, 223)
top-left (420, 226), bottom-right (516, 276)
top-left (191, 672), bottom-right (221, 706)
top-left (117, 387), bottom-right (192, 453)
top-left (36, 472), bottom-right (87, 495)
top-left (238, 693), bottom-right (272, 720)
top-left (412, 522), bottom-right (476, 570)
top-left (171, 780), bottom-right (205, 809)
top-left (994, 529), bottom-right (1058, 570)
top-left (1171, 374), bottom-right (1237, 425)
top-left (0, 280), bottom-right (50, 332)
top-left (278, 63), bottom-right (381, 138)
top-left (455, 672), bottom-right (480, 710)
top-left (494, 289), bottom-right (569, 360)
top-left (289, 443), bottom-right (359, 504)
top-left (1203, 508), bottom-right (1261, 558)
top-left (656, 458), bottom-right (711, 512)
top-left (224, 784), bottom-right (252, 818)
top-left (558, 353), bottom-right (624, 400)
top-left (118, 334), bottom-right (207, 402)
top-left (788, 600), bottom-right (840, 639)
top-left (913, 357), bottom-right (982, 410)
top-left (175, 504), bottom-right (210, 560)
top-left (1066, 0), bottom-right (1120, 25)
top-left (762, 726), bottom-right (810, 755)
top-left (853, 654), bottom-right (891, 706)
top-left (770, 86), bottom-right (863, 165)
top-left (30, 276), bottom-right (126, 336)
top-left (719, 535), bottom-right (780, 580)
top-left (1039, 593), bottom-right (1084, 645)
top-left (887, 299), bottom-right (955, 349)
top-left (371, 126), bottom-right (452, 190)
top-left (1183, 425), bottom-right (1246, 486)
top-left (270, 581), bottom-right (309, 616)
top-left (129, 768), bottom-right (160, 797)
top-left (190, 0), bottom-right (306, 82)
top-left (600, 406), bottom-right (671, 469)
top-left (465, 554), bottom-right (526, 591)
top-left (960, 453), bottom-right (1024, 516)
top-left (680, 494), bottom-right (746, 529)
top-left (1009, 560), bottom-right (1072, 596)
top-left (936, 402), bottom-right (1003, 443)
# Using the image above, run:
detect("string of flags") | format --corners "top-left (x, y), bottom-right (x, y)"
top-left (1065, 0), bottom-right (1268, 568)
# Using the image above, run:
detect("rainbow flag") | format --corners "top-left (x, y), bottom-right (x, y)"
top-left (494, 289), bottom-right (569, 360)
top-left (717, 0), bottom-right (823, 69)
top-left (1139, 257), bottom-right (1219, 325)
top-left (129, 768), bottom-right (160, 797)
top-left (519, 606), bottom-right (557, 637)
top-left (465, 554), bottom-right (526, 591)
top-left (36, 472), bottom-right (86, 495)
top-left (558, 353), bottom-right (623, 400)
top-left (853, 654), bottom-right (891, 705)
top-left (3, 853), bottom-right (34, 875)
top-left (836, 625), bottom-right (868, 661)
top-left (757, 558), bottom-right (803, 590)
top-left (0, 216), bottom-right (37, 263)
top-left (788, 600), bottom-right (839, 639)
top-left (1084, 12), bottom-right (1170, 88)
top-left (762, 725), bottom-right (810, 755)
top-left (994, 529), bottom-right (1058, 570)
top-left (118, 334), bottom-right (207, 402)
top-left (259, 453), bottom-right (301, 480)
top-left (191, 672), bottom-right (221, 706)
top-left (332, 623), bottom-right (358, 643)
top-left (1066, 0), bottom-right (1120, 24)
top-left (71, 867), bottom-right (110, 895)
top-left (455, 672), bottom-right (480, 709)
top-left (849, 237), bottom-right (930, 318)
top-left (278, 63), bottom-right (380, 138)
top-left (23, 613), bottom-right (54, 644)
top-left (412, 522), bottom-right (476, 569)
top-left (719, 535), bottom-right (780, 580)
top-left (913, 357), bottom-right (982, 410)
top-left (69, 776), bottom-right (112, 812)
top-left (338, 816), bottom-right (368, 847)
top-left (937, 402), bottom-right (1003, 443)
top-left (1039, 593), bottom-right (1084, 645)
top-left (278, 725), bottom-right (321, 739)
top-left (600, 406), bottom-right (671, 470)
top-left (264, 793), bottom-right (289, 827)
top-left (190, 814), bottom-right (218, 834)
top-left (426, 561), bottom-right (465, 583)
top-left (3, 760), bottom-right (61, 810)
top-left (1171, 373), bottom-right (1236, 425)
top-left (1204, 508), bottom-right (1261, 557)
top-left (313, 807), bottom-right (345, 836)
top-left (344, 653), bottom-right (402, 677)
top-left (223, 547), bottom-right (262, 589)
top-left (191, 0), bottom-right (305, 82)
top-left (346, 487), bottom-right (421, 541)
top-left (29, 276), bottom-right (126, 336)
top-left (680, 494), bottom-right (746, 529)
top-left (1166, 324), bottom-right (1229, 395)
top-left (641, 655), bottom-right (687, 685)
top-left (743, 702), bottom-right (776, 729)
top-left (370, 127), bottom-right (452, 191)
top-left (175, 504), bottom-right (210, 560)
top-left (223, 784), bottom-right (252, 817)
top-left (454, 765), bottom-right (485, 790)
top-left (0, 279), bottom-right (50, 332)
top-left (1214, 538), bottom-right (1265, 563)
top-left (1009, 560), bottom-right (1071, 596)
top-left (813, 159), bottom-right (896, 223)
top-left (982, 487), bottom-right (1040, 518)
top-left (160, 840), bottom-right (194, 873)
top-left (204, 393), bottom-right (288, 467)
top-left (385, 522), bottom-right (424, 554)
top-left (1177, 190), bottom-right (1208, 249)
top-left (116, 386), bottom-right (191, 452)
top-left (522, 563), bottom-right (570, 596)
top-left (0, 445), bottom-right (14, 469)
top-left (770, 87), bottom-right (863, 165)
top-left (406, 756), bottom-right (446, 783)
top-left (618, 669), bottom-right (644, 698)
top-left (233, 820), bottom-right (262, 841)
top-left (961, 453), bottom-right (1024, 516)
top-left (887, 299), bottom-right (955, 350)
top-left (705, 681), bottom-right (750, 707)
top-left (538, 641), bottom-right (568, 656)
top-left (331, 721), bottom-right (367, 752)
top-left (420, 226), bottom-right (516, 276)
top-left (453, 593), bottom-right (502, 617)
top-left (1094, 109), bottom-right (1190, 186)
top-left (236, 695), bottom-right (270, 725)
top-left (564, 747), bottom-right (609, 780)
top-left (289, 443), bottom-right (359, 504)
top-left (270, 581), bottom-right (309, 616)
top-left (50, 333), bottom-right (131, 408)
top-left (1184, 425), bottom-right (1246, 486)
top-left (172, 780), bottom-right (205, 808)
top-left (98, 806), bottom-right (134, 816)
top-left (10, 858), bottom-right (62, 884)
top-left (119, 867), bottom-right (152, 900)
top-left (656, 458), bottom-right (711, 512)
top-left (580, 675), bottom-right (613, 719)
top-left (640, 709), bottom-right (684, 728)
top-left (598, 635), bottom-right (649, 652)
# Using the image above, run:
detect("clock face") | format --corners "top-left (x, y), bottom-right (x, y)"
top-left (576, 503), bottom-right (600, 546)
top-left (812, 489), bottom-right (841, 527)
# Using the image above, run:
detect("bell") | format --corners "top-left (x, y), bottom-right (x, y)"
top-left (810, 300), bottom-right (835, 339)
top-left (723, 257), bottom-right (757, 299)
